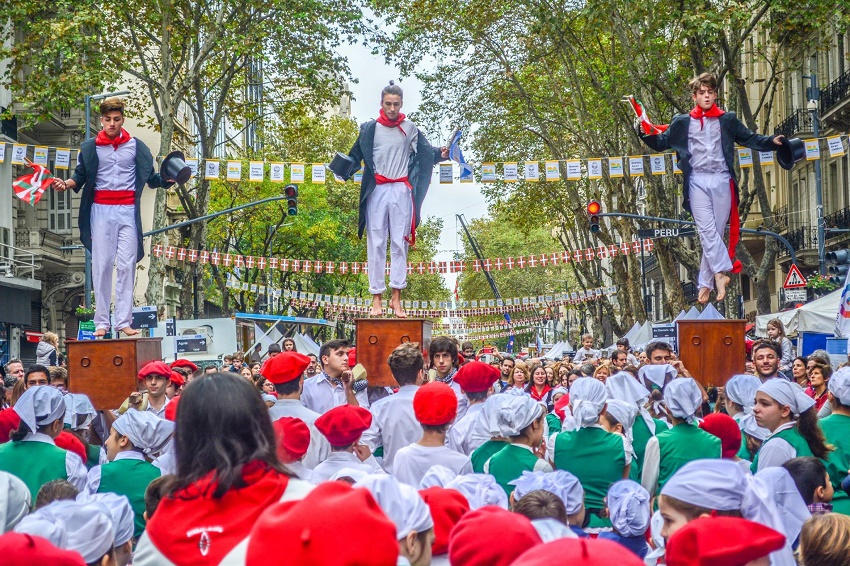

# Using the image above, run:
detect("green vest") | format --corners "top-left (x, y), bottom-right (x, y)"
top-left (751, 425), bottom-right (813, 474)
top-left (736, 431), bottom-right (757, 461)
top-left (817, 414), bottom-right (850, 516)
top-left (0, 440), bottom-right (69, 500)
top-left (471, 440), bottom-right (508, 474)
top-left (98, 457), bottom-right (162, 538)
top-left (632, 415), bottom-right (668, 467)
top-left (485, 444), bottom-right (540, 498)
top-left (85, 444), bottom-right (102, 471)
top-left (656, 424), bottom-right (721, 491)
top-left (546, 413), bottom-right (562, 435)
top-left (553, 427), bottom-right (625, 510)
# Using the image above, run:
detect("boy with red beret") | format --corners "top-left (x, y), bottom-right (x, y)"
top-left (272, 417), bottom-right (313, 482)
top-left (392, 382), bottom-right (472, 487)
top-left (447, 361), bottom-right (499, 455)
top-left (262, 351), bottom-right (330, 469)
top-left (311, 404), bottom-right (382, 482)
top-left (664, 516), bottom-right (785, 566)
top-left (117, 361), bottom-right (171, 418)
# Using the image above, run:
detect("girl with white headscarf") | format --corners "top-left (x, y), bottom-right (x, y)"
top-left (597, 480), bottom-right (650, 559)
top-left (751, 379), bottom-right (832, 473)
top-left (0, 386), bottom-right (87, 500)
top-left (723, 374), bottom-right (770, 461)
top-left (549, 378), bottom-right (629, 528)
top-left (640, 378), bottom-right (721, 497)
top-left (819, 367), bottom-right (850, 515)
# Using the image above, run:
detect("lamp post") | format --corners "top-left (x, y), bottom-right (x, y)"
top-left (81, 90), bottom-right (130, 308)
top-left (803, 74), bottom-right (824, 276)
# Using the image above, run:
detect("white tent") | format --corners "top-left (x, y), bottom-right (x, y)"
top-left (294, 333), bottom-right (320, 356)
top-left (631, 321), bottom-right (655, 349)
top-left (682, 306), bottom-right (701, 320)
top-left (542, 341), bottom-right (568, 359)
top-left (673, 310), bottom-right (687, 321)
top-left (621, 322), bottom-right (641, 345)
top-left (698, 304), bottom-right (725, 320)
top-left (755, 290), bottom-right (841, 337)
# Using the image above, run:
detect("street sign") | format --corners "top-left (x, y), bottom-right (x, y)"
top-left (131, 306), bottom-right (158, 329)
top-left (176, 334), bottom-right (208, 353)
top-left (652, 324), bottom-right (678, 350)
top-left (784, 289), bottom-right (808, 302)
top-left (636, 228), bottom-right (696, 239)
top-left (783, 264), bottom-right (808, 289)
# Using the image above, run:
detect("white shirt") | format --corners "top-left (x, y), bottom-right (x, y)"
top-left (286, 461), bottom-right (314, 483)
top-left (447, 403), bottom-right (486, 455)
top-left (360, 385), bottom-right (422, 471)
top-left (756, 422), bottom-right (799, 472)
top-left (301, 372), bottom-right (370, 415)
top-left (95, 137), bottom-right (137, 191)
top-left (572, 347), bottom-right (600, 363)
top-left (310, 451), bottom-right (382, 483)
top-left (392, 443), bottom-right (473, 487)
top-left (24, 432), bottom-right (87, 491)
top-left (433, 373), bottom-right (469, 423)
top-left (152, 451), bottom-right (177, 476)
top-left (85, 450), bottom-right (146, 494)
top-left (373, 120), bottom-right (417, 179)
top-left (688, 116), bottom-right (728, 173)
top-left (146, 396), bottom-right (170, 419)
top-left (268, 398), bottom-right (331, 470)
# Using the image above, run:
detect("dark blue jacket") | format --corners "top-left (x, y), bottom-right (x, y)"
top-left (71, 138), bottom-right (170, 262)
top-left (639, 112), bottom-right (777, 212)
top-left (346, 120), bottom-right (446, 239)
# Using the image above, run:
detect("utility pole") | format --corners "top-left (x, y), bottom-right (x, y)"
top-left (803, 74), bottom-right (825, 276)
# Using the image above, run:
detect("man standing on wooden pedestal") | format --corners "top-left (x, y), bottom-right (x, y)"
top-left (341, 82), bottom-right (449, 317)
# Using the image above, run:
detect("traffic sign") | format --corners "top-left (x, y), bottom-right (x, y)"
top-left (783, 264), bottom-right (808, 289)
top-left (784, 289), bottom-right (808, 302)
top-left (636, 228), bottom-right (696, 239)
top-left (176, 334), bottom-right (208, 353)
top-left (131, 305), bottom-right (158, 329)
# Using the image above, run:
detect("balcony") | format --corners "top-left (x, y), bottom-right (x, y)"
top-left (642, 254), bottom-right (659, 273)
top-left (781, 225), bottom-right (818, 256)
top-left (821, 68), bottom-right (850, 130)
top-left (774, 109), bottom-right (813, 139)
top-left (682, 281), bottom-right (697, 303)
top-left (773, 205), bottom-right (789, 232)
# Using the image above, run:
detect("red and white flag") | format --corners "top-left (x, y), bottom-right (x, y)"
top-left (13, 160), bottom-right (54, 206)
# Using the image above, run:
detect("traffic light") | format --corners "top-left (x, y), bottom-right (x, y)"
top-left (587, 201), bottom-right (601, 233)
top-left (284, 184), bottom-right (298, 216)
top-left (827, 249), bottom-right (850, 285)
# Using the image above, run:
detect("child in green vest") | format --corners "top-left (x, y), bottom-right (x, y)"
top-left (602, 399), bottom-right (640, 481)
top-left (752, 379), bottom-right (832, 473)
top-left (819, 368), bottom-right (850, 514)
top-left (469, 392), bottom-right (522, 473)
top-left (483, 395), bottom-right (551, 497)
top-left (606, 372), bottom-right (669, 472)
top-left (85, 410), bottom-right (172, 538)
top-left (723, 374), bottom-right (769, 461)
top-left (63, 393), bottom-right (106, 470)
top-left (509, 469), bottom-right (589, 538)
top-left (0, 385), bottom-right (87, 499)
top-left (641, 378), bottom-right (720, 497)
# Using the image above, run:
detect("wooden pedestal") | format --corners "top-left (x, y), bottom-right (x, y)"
top-left (676, 320), bottom-right (746, 388)
top-left (355, 319), bottom-right (432, 387)
top-left (66, 338), bottom-right (163, 411)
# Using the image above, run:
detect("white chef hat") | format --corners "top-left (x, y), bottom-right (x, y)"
top-left (758, 379), bottom-right (815, 417)
top-left (77, 492), bottom-right (134, 547)
top-left (446, 474), bottom-right (509, 510)
top-left (568, 378), bottom-right (607, 428)
top-left (496, 395), bottom-right (543, 437)
top-left (14, 515), bottom-right (68, 548)
top-left (725, 374), bottom-right (771, 441)
top-left (660, 459), bottom-right (749, 511)
top-left (530, 518), bottom-right (578, 542)
top-left (63, 394), bottom-right (96, 431)
top-left (509, 470), bottom-right (584, 515)
top-left (329, 467), bottom-right (372, 484)
top-left (112, 410), bottom-right (174, 455)
top-left (607, 480), bottom-right (650, 537)
top-left (0, 472), bottom-right (30, 532)
top-left (13, 385), bottom-right (65, 433)
top-left (604, 399), bottom-right (638, 432)
top-left (15, 500), bottom-right (114, 563)
top-left (478, 389), bottom-right (526, 437)
top-left (606, 372), bottom-right (650, 404)
top-left (356, 474), bottom-right (434, 539)
top-left (638, 364), bottom-right (677, 390)
top-left (663, 378), bottom-right (703, 424)
top-left (550, 387), bottom-right (569, 399)
top-left (828, 367), bottom-right (850, 406)
top-left (419, 465), bottom-right (459, 489)
top-left (261, 394), bottom-right (277, 404)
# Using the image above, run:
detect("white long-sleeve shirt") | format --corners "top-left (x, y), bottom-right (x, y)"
top-left (360, 385), bottom-right (422, 471)
top-left (301, 372), bottom-right (370, 415)
top-left (392, 443), bottom-right (473, 488)
top-left (447, 404), bottom-right (486, 455)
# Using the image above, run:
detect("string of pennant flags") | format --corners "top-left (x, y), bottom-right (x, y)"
top-left (152, 239), bottom-right (655, 275)
top-left (2, 134), bottom-right (847, 184)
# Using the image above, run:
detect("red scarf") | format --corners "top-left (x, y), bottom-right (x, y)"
top-left (145, 461), bottom-right (289, 565)
top-left (689, 104), bottom-right (724, 130)
top-left (376, 108), bottom-right (407, 136)
top-left (529, 384), bottom-right (552, 402)
top-left (95, 128), bottom-right (132, 150)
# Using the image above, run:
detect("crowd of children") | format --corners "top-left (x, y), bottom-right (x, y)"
top-left (0, 333), bottom-right (849, 565)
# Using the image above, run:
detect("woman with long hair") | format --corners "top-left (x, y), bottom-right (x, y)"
top-left (751, 379), bottom-right (833, 473)
top-left (543, 365), bottom-right (556, 388)
top-left (528, 365), bottom-right (553, 410)
top-left (134, 372), bottom-right (311, 564)
top-left (791, 356), bottom-right (809, 388)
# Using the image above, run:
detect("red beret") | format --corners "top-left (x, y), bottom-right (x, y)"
top-left (454, 361), bottom-right (499, 393)
top-left (0, 533), bottom-right (86, 566)
top-left (419, 487), bottom-right (470, 555)
top-left (55, 431), bottom-right (87, 464)
top-left (273, 417), bottom-right (311, 463)
top-left (414, 382), bottom-right (458, 426)
top-left (512, 537), bottom-right (646, 566)
top-left (665, 516), bottom-right (785, 566)
top-left (314, 404), bottom-right (372, 447)
top-left (449, 505), bottom-right (542, 566)
top-left (554, 393), bottom-right (570, 421)
top-left (699, 413), bottom-right (742, 459)
top-left (170, 359), bottom-right (198, 372)
top-left (164, 396), bottom-right (180, 422)
top-left (0, 408), bottom-right (22, 443)
top-left (138, 361), bottom-right (173, 381)
top-left (348, 347), bottom-right (357, 367)
top-left (247, 481), bottom-right (398, 566)
top-left (169, 371), bottom-right (185, 387)
top-left (261, 351), bottom-right (311, 385)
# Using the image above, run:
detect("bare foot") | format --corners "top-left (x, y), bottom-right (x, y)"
top-left (715, 273), bottom-right (731, 301)
top-left (94, 328), bottom-right (107, 337)
top-left (118, 327), bottom-right (140, 336)
top-left (369, 295), bottom-right (383, 317)
top-left (698, 287), bottom-right (711, 304)
top-left (390, 299), bottom-right (408, 318)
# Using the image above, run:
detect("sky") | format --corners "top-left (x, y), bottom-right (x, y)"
top-left (345, 41), bottom-right (491, 294)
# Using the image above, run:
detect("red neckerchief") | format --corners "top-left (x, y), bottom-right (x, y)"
top-left (689, 104), bottom-right (724, 130)
top-left (95, 128), bottom-right (132, 150)
top-left (145, 461), bottom-right (289, 565)
top-left (529, 384), bottom-right (552, 402)
top-left (376, 108), bottom-right (406, 136)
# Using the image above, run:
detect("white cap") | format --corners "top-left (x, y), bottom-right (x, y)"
top-left (606, 480), bottom-right (650, 537)
top-left (758, 379), bottom-right (815, 416)
top-left (604, 399), bottom-right (638, 432)
top-left (14, 515), bottom-right (68, 548)
top-left (509, 470), bottom-right (584, 515)
top-left (476, 389), bottom-right (527, 437)
top-left (638, 364), bottom-right (676, 390)
top-left (828, 367), bottom-right (850, 405)
top-left (419, 465), bottom-right (458, 489)
top-left (446, 474), bottom-right (509, 510)
top-left (661, 459), bottom-right (748, 510)
top-left (113, 410), bottom-right (174, 455)
top-left (356, 474), bottom-right (434, 539)
top-left (496, 396), bottom-right (543, 437)
top-left (0, 471), bottom-right (30, 532)
top-left (15, 500), bottom-right (114, 563)
top-left (77, 492), bottom-right (134, 546)
top-left (606, 372), bottom-right (650, 404)
top-left (726, 374), bottom-right (771, 441)
top-left (64, 394), bottom-right (97, 431)
top-left (329, 467), bottom-right (372, 484)
top-left (663, 378), bottom-right (703, 423)
top-left (13, 385), bottom-right (65, 433)
top-left (568, 378), bottom-right (607, 428)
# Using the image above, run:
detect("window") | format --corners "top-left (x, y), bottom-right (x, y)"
top-left (741, 274), bottom-right (751, 302)
top-left (48, 184), bottom-right (72, 234)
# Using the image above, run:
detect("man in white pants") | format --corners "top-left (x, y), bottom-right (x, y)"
top-left (346, 82), bottom-right (448, 317)
top-left (52, 97), bottom-right (172, 336)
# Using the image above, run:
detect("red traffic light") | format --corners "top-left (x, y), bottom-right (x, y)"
top-left (586, 201), bottom-right (601, 215)
top-left (284, 184), bottom-right (298, 216)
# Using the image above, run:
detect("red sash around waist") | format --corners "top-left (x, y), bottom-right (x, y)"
top-left (94, 190), bottom-right (135, 205)
top-left (374, 175), bottom-right (416, 245)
